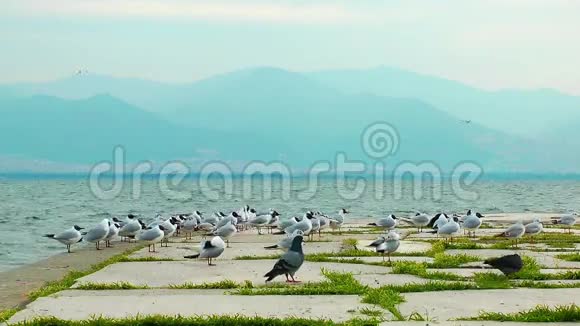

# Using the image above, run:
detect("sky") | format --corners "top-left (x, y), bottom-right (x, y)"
top-left (2, 0), bottom-right (580, 95)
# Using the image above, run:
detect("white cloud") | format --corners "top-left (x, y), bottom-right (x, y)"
top-left (4, 0), bottom-right (363, 24)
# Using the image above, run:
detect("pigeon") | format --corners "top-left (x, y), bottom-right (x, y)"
top-left (44, 225), bottom-right (84, 253)
top-left (184, 236), bottom-right (226, 266)
top-left (484, 254), bottom-right (523, 276)
top-left (264, 235), bottom-right (305, 283)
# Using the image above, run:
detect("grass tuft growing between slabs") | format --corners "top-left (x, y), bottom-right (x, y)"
top-left (556, 253), bottom-right (580, 262)
top-left (342, 238), bottom-right (359, 250)
top-left (511, 256), bottom-right (580, 280)
top-left (361, 288), bottom-right (405, 321)
top-left (235, 269), bottom-right (367, 296)
top-left (27, 245), bottom-right (145, 301)
top-left (5, 315), bottom-right (381, 326)
top-left (429, 252), bottom-right (479, 268)
top-left (391, 261), bottom-right (463, 281)
top-left (169, 280), bottom-right (247, 289)
top-left (75, 282), bottom-right (149, 290)
top-left (460, 304), bottom-right (580, 322)
top-left (473, 272), bottom-right (511, 289)
top-left (358, 307), bottom-right (385, 319)
top-left (0, 309), bottom-right (19, 323)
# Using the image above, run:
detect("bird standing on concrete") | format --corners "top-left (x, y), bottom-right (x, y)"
top-left (264, 235), bottom-right (305, 283)
top-left (184, 236), bottom-right (226, 266)
top-left (484, 254), bottom-right (523, 276)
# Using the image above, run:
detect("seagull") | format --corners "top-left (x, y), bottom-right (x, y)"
top-left (329, 208), bottom-right (349, 233)
top-left (484, 254), bottom-right (523, 276)
top-left (436, 216), bottom-right (461, 242)
top-left (104, 222), bottom-right (120, 247)
top-left (524, 218), bottom-right (543, 243)
top-left (368, 231), bottom-right (401, 262)
top-left (278, 216), bottom-right (300, 231)
top-left (461, 119), bottom-right (472, 124)
top-left (84, 219), bottom-right (110, 250)
top-left (184, 236), bottom-right (226, 266)
top-left (264, 230), bottom-right (305, 250)
top-left (316, 212), bottom-right (329, 236)
top-left (309, 214), bottom-right (321, 240)
top-left (248, 210), bottom-right (280, 235)
top-left (137, 225), bottom-right (165, 252)
top-left (463, 212), bottom-right (483, 238)
top-left (44, 225), bottom-right (83, 253)
top-left (118, 215), bottom-right (142, 242)
top-left (402, 212), bottom-right (430, 232)
top-left (552, 213), bottom-right (577, 234)
top-left (181, 216), bottom-right (198, 240)
top-left (264, 235), bottom-right (305, 283)
top-left (368, 214), bottom-right (397, 230)
top-left (211, 220), bottom-right (237, 247)
top-left (496, 220), bottom-right (526, 248)
top-left (284, 212), bottom-right (313, 236)
top-left (160, 218), bottom-right (177, 247)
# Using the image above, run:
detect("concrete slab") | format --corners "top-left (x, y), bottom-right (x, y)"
top-left (357, 240), bottom-right (432, 254)
top-left (8, 290), bottom-right (379, 323)
top-left (73, 260), bottom-right (391, 288)
top-left (448, 249), bottom-right (580, 269)
top-left (334, 256), bottom-right (434, 264)
top-left (398, 288), bottom-right (580, 321)
top-left (426, 268), bottom-right (503, 277)
top-left (354, 274), bottom-right (429, 287)
top-left (129, 241), bottom-right (343, 260)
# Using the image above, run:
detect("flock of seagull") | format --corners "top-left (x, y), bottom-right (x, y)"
top-left (44, 207), bottom-right (578, 282)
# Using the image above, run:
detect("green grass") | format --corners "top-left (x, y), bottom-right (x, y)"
top-left (461, 304), bottom-right (580, 322)
top-left (0, 309), bottom-right (18, 323)
top-left (169, 280), bottom-right (245, 289)
top-left (361, 287), bottom-right (405, 321)
top-left (391, 261), bottom-right (463, 281)
top-left (380, 281), bottom-right (477, 293)
top-left (118, 256), bottom-right (176, 262)
top-left (5, 315), bottom-right (381, 326)
top-left (342, 238), bottom-right (359, 250)
top-left (509, 256), bottom-right (580, 280)
top-left (428, 252), bottom-right (479, 268)
top-left (473, 272), bottom-right (511, 289)
top-left (556, 253), bottom-right (580, 262)
top-left (75, 282), bottom-right (149, 290)
top-left (235, 269), bottom-right (367, 296)
top-left (358, 307), bottom-right (385, 319)
top-left (515, 280), bottom-right (580, 289)
top-left (27, 245), bottom-right (145, 301)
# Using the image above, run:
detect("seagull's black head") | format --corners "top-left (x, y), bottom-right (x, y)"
top-left (195, 210), bottom-right (202, 216)
top-left (138, 219), bottom-right (146, 229)
top-left (73, 225), bottom-right (84, 231)
top-left (391, 214), bottom-right (397, 219)
top-left (158, 225), bottom-right (166, 231)
top-left (128, 214), bottom-right (136, 219)
top-left (341, 208), bottom-right (349, 214)
top-left (219, 211), bottom-right (226, 217)
top-left (476, 212), bottom-right (484, 218)
top-left (467, 209), bottom-right (472, 215)
top-left (113, 217), bottom-right (121, 223)
top-left (305, 211), bottom-right (314, 219)
top-left (249, 208), bottom-right (256, 213)
top-left (232, 211), bottom-right (240, 218)
top-left (271, 210), bottom-right (280, 217)
top-left (114, 223), bottom-right (121, 228)
top-left (108, 220), bottom-right (111, 226)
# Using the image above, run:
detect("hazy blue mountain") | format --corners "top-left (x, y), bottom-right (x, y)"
top-left (0, 94), bottom-right (285, 167)
top-left (308, 67), bottom-right (580, 138)
top-left (0, 67), bottom-right (577, 172)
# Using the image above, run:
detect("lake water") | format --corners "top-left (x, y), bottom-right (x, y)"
top-left (1, 176), bottom-right (579, 272)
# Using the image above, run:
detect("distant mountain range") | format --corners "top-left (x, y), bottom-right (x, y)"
top-left (0, 67), bottom-right (578, 173)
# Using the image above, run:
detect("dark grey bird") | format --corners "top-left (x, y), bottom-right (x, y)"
top-left (484, 254), bottom-right (523, 275)
top-left (264, 235), bottom-right (305, 283)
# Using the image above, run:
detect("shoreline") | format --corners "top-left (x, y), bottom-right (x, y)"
top-left (0, 212), bottom-right (571, 311)
top-left (0, 242), bottom-right (139, 311)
